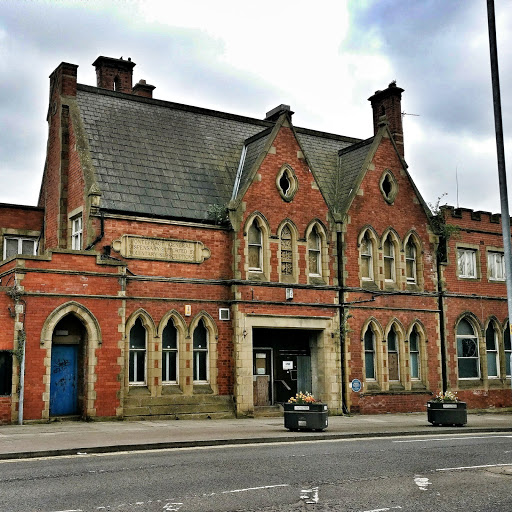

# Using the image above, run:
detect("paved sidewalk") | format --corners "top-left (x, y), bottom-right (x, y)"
top-left (1, 411), bottom-right (511, 460)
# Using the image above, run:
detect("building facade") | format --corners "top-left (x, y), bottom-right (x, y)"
top-left (0, 56), bottom-right (511, 424)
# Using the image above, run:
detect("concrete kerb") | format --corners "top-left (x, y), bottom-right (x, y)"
top-left (3, 425), bottom-right (512, 462)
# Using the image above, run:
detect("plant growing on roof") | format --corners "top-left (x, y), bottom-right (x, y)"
top-left (206, 203), bottom-right (229, 226)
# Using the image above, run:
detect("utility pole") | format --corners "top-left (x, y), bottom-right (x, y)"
top-left (487, 0), bottom-right (512, 390)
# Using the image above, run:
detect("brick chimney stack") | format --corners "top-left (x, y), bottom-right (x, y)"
top-left (92, 56), bottom-right (136, 94)
top-left (368, 82), bottom-right (404, 157)
top-left (132, 79), bottom-right (156, 98)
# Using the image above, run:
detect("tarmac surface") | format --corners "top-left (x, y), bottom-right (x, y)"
top-left (1, 411), bottom-right (511, 460)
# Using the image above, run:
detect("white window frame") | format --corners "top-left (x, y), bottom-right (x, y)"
top-left (71, 216), bottom-right (83, 250)
top-left (405, 239), bottom-right (417, 284)
top-left (383, 235), bottom-right (396, 282)
top-left (129, 318), bottom-right (147, 385)
top-left (162, 320), bottom-right (178, 384)
top-left (308, 228), bottom-right (322, 277)
top-left (457, 248), bottom-right (477, 279)
top-left (488, 251), bottom-right (505, 281)
top-left (361, 233), bottom-right (374, 281)
top-left (409, 326), bottom-right (420, 380)
top-left (456, 318), bottom-right (480, 379)
top-left (364, 325), bottom-right (376, 381)
top-left (485, 323), bottom-right (499, 379)
top-left (3, 236), bottom-right (37, 260)
top-left (193, 319), bottom-right (209, 383)
top-left (248, 222), bottom-right (263, 272)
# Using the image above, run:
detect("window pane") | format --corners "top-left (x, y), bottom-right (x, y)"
top-left (162, 322), bottom-right (177, 349)
top-left (21, 240), bottom-right (35, 255)
top-left (457, 319), bottom-right (474, 336)
top-left (193, 321), bottom-right (207, 349)
top-left (248, 246), bottom-right (261, 269)
top-left (129, 351), bottom-right (146, 383)
top-left (130, 319), bottom-right (146, 349)
top-left (457, 337), bottom-right (478, 358)
top-left (365, 352), bottom-right (375, 379)
top-left (486, 325), bottom-right (497, 350)
top-left (194, 351), bottom-right (207, 381)
top-left (5, 239), bottom-right (18, 258)
top-left (409, 329), bottom-right (419, 352)
top-left (458, 358), bottom-right (478, 378)
top-left (248, 223), bottom-right (261, 245)
top-left (487, 353), bottom-right (498, 377)
top-left (410, 353), bottom-right (419, 379)
top-left (162, 351), bottom-right (177, 382)
top-left (364, 328), bottom-right (374, 351)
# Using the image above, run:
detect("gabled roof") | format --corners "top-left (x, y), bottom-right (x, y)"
top-left (74, 84), bottom-right (371, 222)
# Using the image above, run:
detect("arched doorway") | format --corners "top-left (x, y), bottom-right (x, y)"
top-left (50, 314), bottom-right (87, 416)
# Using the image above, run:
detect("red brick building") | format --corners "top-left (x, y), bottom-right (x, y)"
top-left (0, 56), bottom-right (510, 424)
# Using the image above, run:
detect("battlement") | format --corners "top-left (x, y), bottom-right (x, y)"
top-left (441, 205), bottom-right (503, 226)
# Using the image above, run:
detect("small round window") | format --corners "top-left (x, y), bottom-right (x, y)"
top-left (276, 165), bottom-right (298, 202)
top-left (379, 170), bottom-right (398, 204)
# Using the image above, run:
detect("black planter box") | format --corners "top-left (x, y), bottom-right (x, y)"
top-left (427, 401), bottom-right (467, 426)
top-left (283, 402), bottom-right (328, 431)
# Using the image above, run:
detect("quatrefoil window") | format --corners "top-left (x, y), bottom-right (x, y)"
top-left (276, 165), bottom-right (298, 202)
top-left (379, 170), bottom-right (398, 204)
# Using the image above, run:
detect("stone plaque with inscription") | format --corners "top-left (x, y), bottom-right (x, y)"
top-left (111, 235), bottom-right (211, 263)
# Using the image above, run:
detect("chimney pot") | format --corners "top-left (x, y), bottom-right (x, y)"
top-left (92, 56), bottom-right (136, 94)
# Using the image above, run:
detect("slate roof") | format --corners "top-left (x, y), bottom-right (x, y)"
top-left (75, 84), bottom-right (366, 222)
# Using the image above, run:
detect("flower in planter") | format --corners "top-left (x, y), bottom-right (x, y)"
top-left (288, 391), bottom-right (318, 404)
top-left (431, 391), bottom-right (459, 403)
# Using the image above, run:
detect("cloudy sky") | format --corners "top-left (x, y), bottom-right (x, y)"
top-left (1, 0), bottom-right (511, 214)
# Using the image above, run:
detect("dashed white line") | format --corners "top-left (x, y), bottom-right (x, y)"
top-left (437, 463), bottom-right (512, 472)
top-left (362, 507), bottom-right (402, 512)
top-left (221, 484), bottom-right (289, 494)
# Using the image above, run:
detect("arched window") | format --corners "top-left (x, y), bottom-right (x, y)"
top-left (248, 222), bottom-right (262, 272)
top-left (364, 325), bottom-right (376, 380)
top-left (505, 322), bottom-right (511, 377)
top-left (485, 323), bottom-right (499, 378)
top-left (308, 226), bottom-right (322, 277)
top-left (405, 238), bottom-right (417, 284)
top-left (129, 318), bottom-right (146, 384)
top-left (361, 232), bottom-right (373, 281)
top-left (409, 325), bottom-right (420, 380)
top-left (456, 318), bottom-right (480, 379)
top-left (162, 319), bottom-right (178, 383)
top-left (193, 319), bottom-right (208, 382)
top-left (280, 224), bottom-right (293, 276)
top-left (387, 326), bottom-right (399, 381)
top-left (383, 235), bottom-right (395, 282)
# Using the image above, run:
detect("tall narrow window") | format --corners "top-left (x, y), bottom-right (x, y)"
top-left (505, 323), bottom-right (511, 377)
top-left (129, 318), bottom-right (146, 384)
top-left (361, 233), bottom-right (373, 281)
top-left (409, 326), bottom-right (420, 380)
top-left (456, 319), bottom-right (480, 379)
top-left (457, 248), bottom-right (477, 278)
top-left (387, 327), bottom-right (399, 381)
top-left (162, 319), bottom-right (178, 383)
top-left (488, 252), bottom-right (505, 281)
top-left (308, 227), bottom-right (322, 277)
top-left (364, 325), bottom-right (376, 380)
top-left (405, 239), bottom-right (417, 284)
top-left (280, 225), bottom-right (293, 276)
top-left (485, 323), bottom-right (499, 378)
top-left (383, 235), bottom-right (395, 282)
top-left (248, 222), bottom-right (262, 272)
top-left (193, 319), bottom-right (208, 382)
top-left (71, 216), bottom-right (82, 250)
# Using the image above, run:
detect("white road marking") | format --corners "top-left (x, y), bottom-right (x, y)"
top-left (300, 486), bottom-right (319, 504)
top-left (163, 503), bottom-right (183, 511)
top-left (362, 507), bottom-right (402, 512)
top-left (414, 475), bottom-right (432, 491)
top-left (394, 435), bottom-right (512, 443)
top-left (437, 463), bottom-right (512, 472)
top-left (222, 484), bottom-right (289, 494)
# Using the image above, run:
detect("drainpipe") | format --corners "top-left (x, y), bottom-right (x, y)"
top-left (336, 222), bottom-right (348, 414)
top-left (18, 327), bottom-right (26, 426)
top-left (436, 254), bottom-right (448, 393)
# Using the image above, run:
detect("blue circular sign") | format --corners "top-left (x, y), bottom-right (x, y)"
top-left (351, 379), bottom-right (362, 392)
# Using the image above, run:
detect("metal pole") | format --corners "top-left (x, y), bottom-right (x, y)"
top-left (487, 0), bottom-right (512, 388)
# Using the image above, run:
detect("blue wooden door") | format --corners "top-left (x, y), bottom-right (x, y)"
top-left (50, 345), bottom-right (78, 416)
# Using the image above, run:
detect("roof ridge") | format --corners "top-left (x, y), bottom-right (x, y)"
top-left (338, 136), bottom-right (374, 155)
top-left (77, 84), bottom-right (273, 128)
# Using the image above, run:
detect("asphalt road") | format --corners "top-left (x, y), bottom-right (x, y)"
top-left (2, 433), bottom-right (512, 511)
